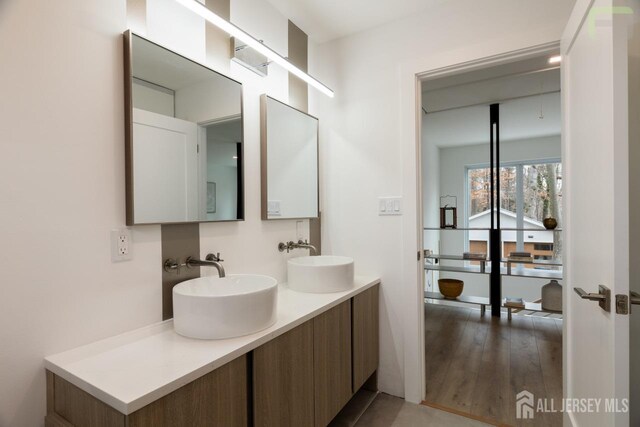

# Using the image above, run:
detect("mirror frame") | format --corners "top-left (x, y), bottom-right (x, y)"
top-left (260, 94), bottom-right (320, 221)
top-left (123, 30), bottom-right (245, 225)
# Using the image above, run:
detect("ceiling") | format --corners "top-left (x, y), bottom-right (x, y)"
top-left (424, 92), bottom-right (561, 148)
top-left (422, 54), bottom-right (562, 147)
top-left (422, 55), bottom-right (561, 113)
top-left (264, 0), bottom-right (447, 42)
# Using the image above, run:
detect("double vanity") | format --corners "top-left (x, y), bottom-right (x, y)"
top-left (42, 31), bottom-right (379, 427)
top-left (44, 257), bottom-right (380, 427)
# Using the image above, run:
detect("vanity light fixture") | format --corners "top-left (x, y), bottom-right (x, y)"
top-left (174, 0), bottom-right (335, 98)
top-left (548, 55), bottom-right (562, 64)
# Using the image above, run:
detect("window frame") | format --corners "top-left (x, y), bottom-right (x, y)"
top-left (464, 157), bottom-right (561, 264)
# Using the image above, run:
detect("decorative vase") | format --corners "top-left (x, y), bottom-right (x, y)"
top-left (438, 279), bottom-right (464, 299)
top-left (541, 279), bottom-right (562, 312)
top-left (543, 217), bottom-right (558, 230)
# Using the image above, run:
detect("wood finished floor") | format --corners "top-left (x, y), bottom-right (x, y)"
top-left (424, 303), bottom-right (563, 427)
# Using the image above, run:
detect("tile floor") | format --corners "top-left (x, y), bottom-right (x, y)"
top-left (354, 393), bottom-right (491, 426)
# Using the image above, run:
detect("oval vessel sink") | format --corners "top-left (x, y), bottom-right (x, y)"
top-left (288, 255), bottom-right (354, 293)
top-left (173, 274), bottom-right (278, 339)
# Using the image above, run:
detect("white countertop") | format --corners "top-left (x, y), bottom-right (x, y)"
top-left (45, 276), bottom-right (380, 414)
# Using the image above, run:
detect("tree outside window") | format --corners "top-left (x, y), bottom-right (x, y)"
top-left (467, 161), bottom-right (562, 263)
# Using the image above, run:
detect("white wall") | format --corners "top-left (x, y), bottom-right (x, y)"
top-left (310, 0), bottom-right (574, 400)
top-left (0, 2), bottom-right (161, 426)
top-left (132, 80), bottom-right (175, 116)
top-left (0, 0), bottom-right (308, 425)
top-left (175, 77), bottom-right (242, 123)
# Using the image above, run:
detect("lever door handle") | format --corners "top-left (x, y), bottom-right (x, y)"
top-left (574, 287), bottom-right (606, 301)
top-left (573, 285), bottom-right (611, 312)
top-left (631, 291), bottom-right (640, 306)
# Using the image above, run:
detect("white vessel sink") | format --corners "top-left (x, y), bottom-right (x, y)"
top-left (173, 274), bottom-right (278, 339)
top-left (287, 255), bottom-right (354, 293)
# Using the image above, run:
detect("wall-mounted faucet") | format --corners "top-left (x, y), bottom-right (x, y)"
top-left (278, 240), bottom-right (317, 255)
top-left (163, 253), bottom-right (226, 277)
top-left (163, 258), bottom-right (185, 274)
top-left (186, 253), bottom-right (226, 278)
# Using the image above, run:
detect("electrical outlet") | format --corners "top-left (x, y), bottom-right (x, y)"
top-left (111, 228), bottom-right (132, 262)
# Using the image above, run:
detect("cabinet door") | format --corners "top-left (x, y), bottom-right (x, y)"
top-left (314, 301), bottom-right (352, 426)
top-left (352, 285), bottom-right (379, 391)
top-left (127, 355), bottom-right (248, 427)
top-left (253, 321), bottom-right (314, 427)
top-left (48, 371), bottom-right (125, 427)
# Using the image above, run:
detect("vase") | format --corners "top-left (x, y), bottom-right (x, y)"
top-left (541, 279), bottom-right (562, 312)
top-left (543, 217), bottom-right (558, 230)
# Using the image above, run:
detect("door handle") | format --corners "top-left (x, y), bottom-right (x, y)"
top-left (614, 291), bottom-right (640, 315)
top-left (573, 285), bottom-right (611, 312)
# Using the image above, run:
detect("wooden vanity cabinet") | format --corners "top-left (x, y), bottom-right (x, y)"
top-left (45, 284), bottom-right (380, 427)
top-left (45, 355), bottom-right (248, 427)
top-left (313, 301), bottom-right (352, 426)
top-left (253, 320), bottom-right (315, 427)
top-left (127, 354), bottom-right (248, 427)
top-left (252, 296), bottom-right (369, 427)
top-left (352, 285), bottom-right (379, 391)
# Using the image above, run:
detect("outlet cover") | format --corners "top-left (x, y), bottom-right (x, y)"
top-left (111, 228), bottom-right (132, 262)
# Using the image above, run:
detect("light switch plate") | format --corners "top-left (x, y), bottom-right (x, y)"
top-left (296, 220), bottom-right (305, 240)
top-left (111, 228), bottom-right (132, 262)
top-left (379, 197), bottom-right (402, 215)
top-left (267, 200), bottom-right (281, 216)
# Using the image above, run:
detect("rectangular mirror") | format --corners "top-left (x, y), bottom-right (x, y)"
top-left (260, 95), bottom-right (319, 220)
top-left (124, 31), bottom-right (244, 225)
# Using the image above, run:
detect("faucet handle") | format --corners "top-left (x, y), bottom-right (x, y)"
top-left (298, 239), bottom-right (308, 245)
top-left (163, 258), bottom-right (181, 274)
top-left (206, 252), bottom-right (223, 262)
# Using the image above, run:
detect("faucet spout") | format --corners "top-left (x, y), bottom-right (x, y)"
top-left (296, 240), bottom-right (318, 255)
top-left (278, 240), bottom-right (317, 255)
top-left (186, 253), bottom-right (226, 277)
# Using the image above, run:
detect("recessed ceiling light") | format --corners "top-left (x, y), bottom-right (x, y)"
top-left (548, 55), bottom-right (562, 64)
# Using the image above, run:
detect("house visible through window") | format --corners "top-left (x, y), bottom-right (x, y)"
top-left (467, 160), bottom-right (562, 267)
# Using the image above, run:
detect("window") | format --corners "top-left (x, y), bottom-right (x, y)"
top-left (467, 160), bottom-right (562, 264)
top-left (534, 243), bottom-right (553, 251)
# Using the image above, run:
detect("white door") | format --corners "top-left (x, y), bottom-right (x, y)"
top-left (133, 108), bottom-right (199, 223)
top-left (562, 0), bottom-right (633, 425)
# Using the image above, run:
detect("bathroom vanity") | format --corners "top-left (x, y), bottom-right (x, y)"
top-left (44, 279), bottom-right (379, 427)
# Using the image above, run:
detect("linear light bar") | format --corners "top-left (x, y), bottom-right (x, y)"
top-left (548, 55), bottom-right (562, 64)
top-left (174, 0), bottom-right (335, 98)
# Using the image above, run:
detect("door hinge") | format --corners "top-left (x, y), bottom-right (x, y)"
top-left (197, 144), bottom-right (200, 154)
top-left (417, 250), bottom-right (421, 261)
top-left (615, 294), bottom-right (629, 315)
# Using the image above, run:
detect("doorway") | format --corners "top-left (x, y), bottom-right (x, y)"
top-left (419, 53), bottom-right (564, 426)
